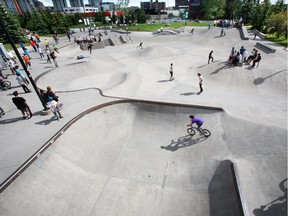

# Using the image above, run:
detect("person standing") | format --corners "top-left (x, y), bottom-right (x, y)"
top-left (15, 65), bottom-right (29, 85)
top-left (12, 91), bottom-right (32, 119)
top-left (197, 73), bottom-right (203, 94)
top-left (67, 30), bottom-right (71, 42)
top-left (208, 50), bottom-right (214, 64)
top-left (45, 39), bottom-right (50, 49)
top-left (169, 63), bottom-right (174, 81)
top-left (88, 43), bottom-right (93, 54)
top-left (43, 86), bottom-right (63, 119)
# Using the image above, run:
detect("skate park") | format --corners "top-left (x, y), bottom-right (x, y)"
top-left (0, 26), bottom-right (287, 216)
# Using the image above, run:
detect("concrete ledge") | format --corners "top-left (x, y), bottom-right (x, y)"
top-left (110, 29), bottom-right (131, 34)
top-left (252, 29), bottom-right (267, 39)
top-left (79, 41), bottom-right (105, 50)
top-left (256, 42), bottom-right (276, 53)
top-left (240, 26), bottom-right (249, 40)
top-left (104, 38), bottom-right (115, 46)
top-left (119, 35), bottom-right (127, 44)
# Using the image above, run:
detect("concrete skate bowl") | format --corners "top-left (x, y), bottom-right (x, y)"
top-left (0, 101), bottom-right (247, 216)
top-left (35, 59), bottom-right (130, 92)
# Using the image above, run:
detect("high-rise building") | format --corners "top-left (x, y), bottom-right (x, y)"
top-left (175, 0), bottom-right (189, 9)
top-left (3, 0), bottom-right (35, 15)
top-left (88, 0), bottom-right (102, 7)
top-left (52, 0), bottom-right (68, 11)
top-left (70, 0), bottom-right (84, 7)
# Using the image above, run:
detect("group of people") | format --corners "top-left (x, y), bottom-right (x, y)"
top-left (228, 46), bottom-right (261, 67)
top-left (11, 86), bottom-right (63, 120)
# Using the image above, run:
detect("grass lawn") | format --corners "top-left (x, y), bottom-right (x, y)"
top-left (266, 34), bottom-right (287, 47)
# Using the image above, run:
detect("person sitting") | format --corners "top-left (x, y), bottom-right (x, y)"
top-left (251, 53), bottom-right (261, 67)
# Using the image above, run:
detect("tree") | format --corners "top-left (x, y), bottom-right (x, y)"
top-left (267, 11), bottom-right (287, 37)
top-left (202, 0), bottom-right (225, 19)
top-left (136, 9), bottom-right (146, 24)
top-left (251, 0), bottom-right (271, 31)
top-left (26, 9), bottom-right (49, 34)
top-left (0, 3), bottom-right (25, 44)
top-left (237, 0), bottom-right (256, 24)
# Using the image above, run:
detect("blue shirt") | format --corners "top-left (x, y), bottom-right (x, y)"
top-left (192, 117), bottom-right (204, 125)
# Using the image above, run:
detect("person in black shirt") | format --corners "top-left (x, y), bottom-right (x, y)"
top-left (12, 91), bottom-right (32, 119)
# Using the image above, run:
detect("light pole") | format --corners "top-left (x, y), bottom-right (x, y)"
top-left (0, 10), bottom-right (47, 110)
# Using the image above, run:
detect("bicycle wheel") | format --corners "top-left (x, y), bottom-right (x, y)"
top-left (202, 129), bottom-right (211, 137)
top-left (187, 128), bottom-right (196, 136)
top-left (3, 81), bottom-right (11, 90)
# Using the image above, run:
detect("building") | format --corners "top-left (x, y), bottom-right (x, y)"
top-left (33, 0), bottom-right (44, 9)
top-left (2, 0), bottom-right (35, 15)
top-left (188, 0), bottom-right (204, 19)
top-left (152, 1), bottom-right (165, 10)
top-left (141, 1), bottom-right (166, 10)
top-left (52, 0), bottom-right (68, 12)
top-left (88, 0), bottom-right (102, 7)
top-left (101, 2), bottom-right (116, 12)
top-left (70, 0), bottom-right (84, 7)
top-left (63, 6), bottom-right (99, 14)
top-left (175, 0), bottom-right (189, 9)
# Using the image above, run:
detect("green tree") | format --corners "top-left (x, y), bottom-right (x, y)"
top-left (267, 11), bottom-right (287, 37)
top-left (0, 3), bottom-right (25, 44)
top-left (237, 0), bottom-right (256, 24)
top-left (111, 11), bottom-right (117, 24)
top-left (94, 12), bottom-right (102, 22)
top-left (251, 0), bottom-right (271, 31)
top-left (136, 9), bottom-right (146, 24)
top-left (26, 9), bottom-right (49, 34)
top-left (202, 0), bottom-right (225, 19)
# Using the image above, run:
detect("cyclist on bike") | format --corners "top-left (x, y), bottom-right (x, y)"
top-left (188, 115), bottom-right (204, 131)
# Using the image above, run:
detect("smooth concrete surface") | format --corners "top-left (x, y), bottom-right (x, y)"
top-left (0, 26), bottom-right (287, 216)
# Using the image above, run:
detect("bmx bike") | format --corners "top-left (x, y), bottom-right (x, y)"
top-left (187, 125), bottom-right (211, 137)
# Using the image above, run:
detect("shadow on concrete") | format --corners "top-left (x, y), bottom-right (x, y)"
top-left (209, 160), bottom-right (243, 216)
top-left (157, 80), bottom-right (170, 83)
top-left (253, 70), bottom-right (287, 85)
top-left (210, 64), bottom-right (232, 75)
top-left (0, 117), bottom-right (24, 124)
top-left (35, 116), bottom-right (58, 125)
top-left (253, 178), bottom-right (287, 216)
top-left (160, 134), bottom-right (207, 151)
top-left (180, 92), bottom-right (198, 96)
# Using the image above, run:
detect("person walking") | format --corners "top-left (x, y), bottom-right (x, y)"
top-left (169, 63), bottom-right (174, 81)
top-left (50, 50), bottom-right (58, 67)
top-left (22, 53), bottom-right (32, 69)
top-left (197, 73), bottom-right (203, 94)
top-left (29, 40), bottom-right (37, 52)
top-left (12, 91), bottom-right (32, 119)
top-left (38, 47), bottom-right (45, 58)
top-left (45, 39), bottom-right (50, 49)
top-left (208, 50), bottom-right (214, 64)
top-left (15, 65), bottom-right (29, 85)
top-left (16, 74), bottom-right (31, 93)
top-left (45, 48), bottom-right (52, 63)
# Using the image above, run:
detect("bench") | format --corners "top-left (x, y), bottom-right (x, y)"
top-left (256, 42), bottom-right (276, 53)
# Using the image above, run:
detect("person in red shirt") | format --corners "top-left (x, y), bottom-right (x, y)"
top-left (29, 40), bottom-right (37, 52)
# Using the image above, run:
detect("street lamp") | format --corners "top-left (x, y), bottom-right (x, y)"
top-left (0, 7), bottom-right (47, 110)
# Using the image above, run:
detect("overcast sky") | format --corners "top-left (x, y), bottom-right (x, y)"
top-left (40, 0), bottom-right (284, 8)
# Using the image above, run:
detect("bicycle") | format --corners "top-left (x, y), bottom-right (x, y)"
top-left (187, 125), bottom-right (211, 137)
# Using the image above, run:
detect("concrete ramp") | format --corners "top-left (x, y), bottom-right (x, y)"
top-left (0, 102), bottom-right (245, 216)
